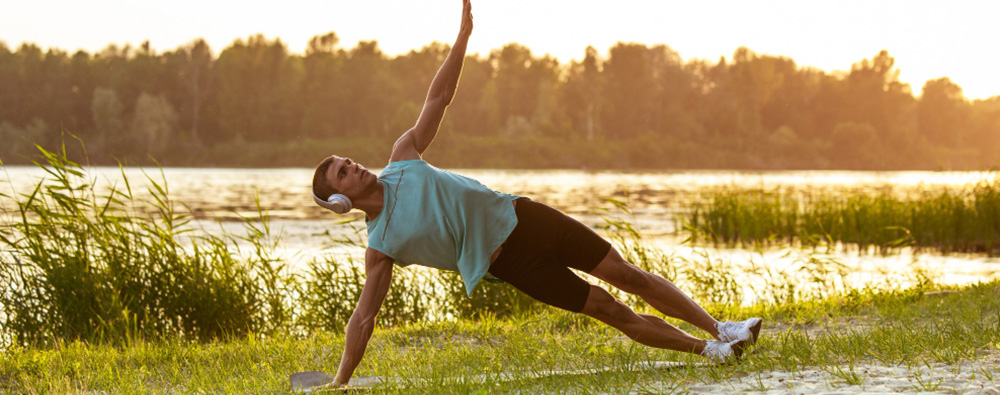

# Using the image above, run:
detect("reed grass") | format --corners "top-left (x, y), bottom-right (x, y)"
top-left (0, 144), bottom-right (293, 345)
top-left (681, 176), bottom-right (1000, 255)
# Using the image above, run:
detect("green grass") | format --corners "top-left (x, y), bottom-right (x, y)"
top-left (681, 177), bottom-right (1000, 255)
top-left (1, 279), bottom-right (997, 393)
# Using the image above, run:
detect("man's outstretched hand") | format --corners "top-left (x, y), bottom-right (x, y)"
top-left (460, 0), bottom-right (473, 36)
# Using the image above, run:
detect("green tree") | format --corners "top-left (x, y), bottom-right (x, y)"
top-left (969, 97), bottom-right (1000, 165)
top-left (0, 119), bottom-right (51, 160)
top-left (388, 42), bottom-right (450, 134)
top-left (66, 50), bottom-right (97, 139)
top-left (689, 56), bottom-right (741, 145)
top-left (131, 92), bottom-right (179, 155)
top-left (488, 44), bottom-right (559, 137)
top-left (600, 42), bottom-right (655, 139)
top-left (0, 42), bottom-right (14, 123)
top-left (842, 51), bottom-right (915, 144)
top-left (337, 41), bottom-right (395, 138)
top-left (446, 54), bottom-right (493, 136)
top-left (91, 87), bottom-right (125, 155)
top-left (647, 44), bottom-right (696, 141)
top-left (164, 39), bottom-right (213, 146)
top-left (299, 33), bottom-right (346, 139)
top-left (830, 122), bottom-right (882, 169)
top-left (212, 35), bottom-right (303, 142)
top-left (918, 77), bottom-right (969, 147)
top-left (3, 44), bottom-right (46, 126)
top-left (559, 46), bottom-right (603, 140)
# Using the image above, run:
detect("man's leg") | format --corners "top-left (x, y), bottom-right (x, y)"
top-left (579, 284), bottom-right (708, 353)
top-left (587, 248), bottom-right (722, 339)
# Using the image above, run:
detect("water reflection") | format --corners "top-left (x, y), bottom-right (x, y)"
top-left (3, 166), bottom-right (998, 301)
top-left (5, 167), bottom-right (994, 221)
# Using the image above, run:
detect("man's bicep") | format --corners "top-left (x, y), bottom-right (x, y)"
top-left (356, 248), bottom-right (395, 321)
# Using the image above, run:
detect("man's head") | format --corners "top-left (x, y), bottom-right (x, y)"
top-left (311, 155), bottom-right (378, 213)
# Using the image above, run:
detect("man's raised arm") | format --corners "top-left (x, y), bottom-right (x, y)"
top-left (390, 0), bottom-right (473, 162)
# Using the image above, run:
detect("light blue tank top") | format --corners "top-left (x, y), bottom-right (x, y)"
top-left (366, 159), bottom-right (519, 295)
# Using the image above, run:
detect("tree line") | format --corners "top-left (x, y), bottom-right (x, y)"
top-left (1, 33), bottom-right (998, 169)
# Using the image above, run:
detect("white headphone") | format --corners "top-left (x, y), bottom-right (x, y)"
top-left (313, 192), bottom-right (353, 214)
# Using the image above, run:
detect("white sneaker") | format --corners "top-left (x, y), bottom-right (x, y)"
top-left (700, 339), bottom-right (747, 363)
top-left (716, 317), bottom-right (762, 344)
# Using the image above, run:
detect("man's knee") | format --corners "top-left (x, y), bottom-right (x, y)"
top-left (593, 251), bottom-right (652, 293)
top-left (581, 285), bottom-right (634, 323)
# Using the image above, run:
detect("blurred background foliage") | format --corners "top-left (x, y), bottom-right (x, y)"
top-left (1, 36), bottom-right (998, 169)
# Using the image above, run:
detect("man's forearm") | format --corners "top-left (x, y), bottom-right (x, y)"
top-left (335, 313), bottom-right (375, 385)
top-left (426, 31), bottom-right (470, 106)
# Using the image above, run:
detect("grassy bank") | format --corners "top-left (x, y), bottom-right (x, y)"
top-left (681, 177), bottom-right (1000, 255)
top-left (1, 278), bottom-right (997, 393)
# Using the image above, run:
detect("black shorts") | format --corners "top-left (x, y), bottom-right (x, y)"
top-left (487, 198), bottom-right (612, 312)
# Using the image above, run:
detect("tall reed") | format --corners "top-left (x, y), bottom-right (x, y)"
top-left (682, 176), bottom-right (1000, 255)
top-left (0, 144), bottom-right (290, 346)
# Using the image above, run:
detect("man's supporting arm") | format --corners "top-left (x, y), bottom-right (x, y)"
top-left (390, 0), bottom-right (473, 161)
top-left (334, 247), bottom-right (394, 386)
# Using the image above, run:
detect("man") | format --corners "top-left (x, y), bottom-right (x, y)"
top-left (312, 0), bottom-right (762, 387)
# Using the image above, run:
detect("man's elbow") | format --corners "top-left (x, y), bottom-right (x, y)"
top-left (441, 86), bottom-right (459, 107)
top-left (349, 310), bottom-right (378, 331)
top-left (426, 93), bottom-right (451, 111)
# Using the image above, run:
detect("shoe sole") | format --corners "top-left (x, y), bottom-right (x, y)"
top-left (721, 320), bottom-right (761, 365)
top-left (724, 338), bottom-right (750, 365)
top-left (748, 317), bottom-right (762, 344)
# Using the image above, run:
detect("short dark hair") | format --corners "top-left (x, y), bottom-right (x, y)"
top-left (312, 155), bottom-right (338, 199)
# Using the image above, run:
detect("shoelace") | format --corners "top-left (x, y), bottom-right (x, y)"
top-left (717, 318), bottom-right (760, 343)
top-left (716, 321), bottom-right (742, 342)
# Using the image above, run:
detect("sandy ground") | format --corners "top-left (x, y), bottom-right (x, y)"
top-left (642, 358), bottom-right (1000, 395)
top-left (295, 356), bottom-right (1000, 394)
top-left (294, 330), bottom-right (1000, 394)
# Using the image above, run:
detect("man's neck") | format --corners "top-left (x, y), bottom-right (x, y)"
top-left (357, 181), bottom-right (385, 220)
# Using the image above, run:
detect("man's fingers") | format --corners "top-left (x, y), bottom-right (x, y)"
top-left (462, 0), bottom-right (473, 24)
top-left (460, 0), bottom-right (473, 33)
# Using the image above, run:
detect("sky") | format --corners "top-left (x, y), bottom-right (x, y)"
top-left (2, 0), bottom-right (999, 100)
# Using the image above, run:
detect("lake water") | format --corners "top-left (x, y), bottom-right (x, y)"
top-left (3, 166), bottom-right (999, 298)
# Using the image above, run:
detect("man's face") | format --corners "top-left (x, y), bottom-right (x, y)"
top-left (325, 157), bottom-right (377, 199)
